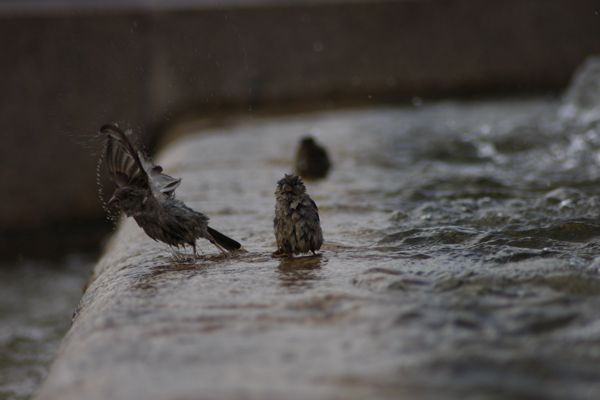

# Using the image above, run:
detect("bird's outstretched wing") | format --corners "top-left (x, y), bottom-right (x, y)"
top-left (137, 150), bottom-right (181, 197)
top-left (102, 124), bottom-right (181, 197)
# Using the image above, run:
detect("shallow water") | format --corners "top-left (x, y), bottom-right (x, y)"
top-left (141, 60), bottom-right (600, 399)
top-left (0, 255), bottom-right (94, 400)
top-left (17, 59), bottom-right (600, 399)
top-left (128, 94), bottom-right (600, 397)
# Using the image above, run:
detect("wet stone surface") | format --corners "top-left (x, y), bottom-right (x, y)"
top-left (36, 62), bottom-right (600, 400)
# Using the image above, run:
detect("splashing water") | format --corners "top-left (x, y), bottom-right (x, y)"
top-left (107, 57), bottom-right (600, 399)
top-left (95, 140), bottom-right (118, 223)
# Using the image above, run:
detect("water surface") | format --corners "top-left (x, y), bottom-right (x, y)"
top-left (0, 256), bottom-right (94, 400)
top-left (146, 89), bottom-right (600, 398)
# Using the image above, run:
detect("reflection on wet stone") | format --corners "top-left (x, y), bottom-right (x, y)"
top-left (277, 255), bottom-right (324, 291)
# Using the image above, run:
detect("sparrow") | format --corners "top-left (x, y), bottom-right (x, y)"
top-left (273, 174), bottom-right (323, 257)
top-left (294, 136), bottom-right (331, 180)
top-left (102, 124), bottom-right (241, 256)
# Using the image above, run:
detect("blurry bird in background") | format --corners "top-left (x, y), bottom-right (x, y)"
top-left (294, 136), bottom-right (331, 180)
top-left (273, 174), bottom-right (323, 257)
top-left (102, 124), bottom-right (241, 257)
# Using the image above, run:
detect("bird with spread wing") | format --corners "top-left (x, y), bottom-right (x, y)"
top-left (102, 124), bottom-right (241, 257)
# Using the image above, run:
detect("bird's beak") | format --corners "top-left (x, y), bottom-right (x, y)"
top-left (108, 196), bottom-right (120, 208)
top-left (282, 183), bottom-right (292, 192)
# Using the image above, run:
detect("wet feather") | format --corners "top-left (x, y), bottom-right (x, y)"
top-left (101, 124), bottom-right (241, 256)
top-left (273, 174), bottom-right (323, 256)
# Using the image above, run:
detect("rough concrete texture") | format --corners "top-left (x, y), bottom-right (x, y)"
top-left (36, 228), bottom-right (401, 400)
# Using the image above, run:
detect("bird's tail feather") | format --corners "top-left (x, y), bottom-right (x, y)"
top-left (207, 227), bottom-right (241, 251)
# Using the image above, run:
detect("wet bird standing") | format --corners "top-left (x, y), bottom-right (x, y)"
top-left (102, 124), bottom-right (241, 257)
top-left (273, 174), bottom-right (323, 257)
top-left (295, 136), bottom-right (331, 180)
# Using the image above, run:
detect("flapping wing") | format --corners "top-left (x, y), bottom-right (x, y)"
top-left (102, 124), bottom-right (149, 190)
top-left (102, 124), bottom-right (181, 197)
top-left (137, 151), bottom-right (181, 197)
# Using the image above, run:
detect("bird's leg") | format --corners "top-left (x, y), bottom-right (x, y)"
top-left (169, 245), bottom-right (179, 259)
top-left (213, 242), bottom-right (228, 255)
top-left (205, 235), bottom-right (228, 255)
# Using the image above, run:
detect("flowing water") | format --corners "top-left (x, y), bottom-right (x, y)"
top-left (0, 255), bottom-right (95, 400)
top-left (10, 58), bottom-right (600, 399)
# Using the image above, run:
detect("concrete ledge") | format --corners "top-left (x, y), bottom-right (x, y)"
top-left (34, 120), bottom-right (411, 399)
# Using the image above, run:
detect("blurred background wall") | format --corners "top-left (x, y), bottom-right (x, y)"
top-left (1, 0), bottom-right (599, 259)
